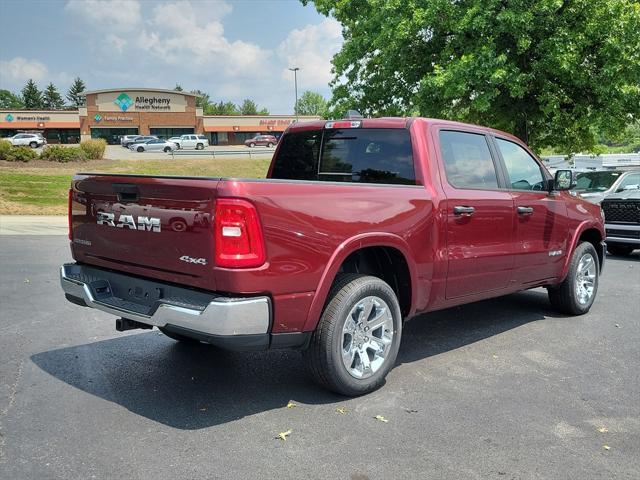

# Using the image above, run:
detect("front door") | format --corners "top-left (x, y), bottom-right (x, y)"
top-left (493, 137), bottom-right (569, 284)
top-left (436, 130), bottom-right (516, 299)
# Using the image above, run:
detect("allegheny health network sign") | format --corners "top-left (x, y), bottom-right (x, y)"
top-left (95, 91), bottom-right (187, 113)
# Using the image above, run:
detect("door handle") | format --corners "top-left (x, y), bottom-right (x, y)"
top-left (453, 206), bottom-right (475, 216)
top-left (517, 206), bottom-right (534, 215)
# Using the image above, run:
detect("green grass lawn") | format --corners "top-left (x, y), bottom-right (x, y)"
top-left (0, 157), bottom-right (272, 215)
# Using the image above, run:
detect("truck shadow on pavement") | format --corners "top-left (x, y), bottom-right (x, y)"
top-left (32, 289), bottom-right (564, 429)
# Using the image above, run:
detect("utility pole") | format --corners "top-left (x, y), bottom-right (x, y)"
top-left (288, 67), bottom-right (300, 121)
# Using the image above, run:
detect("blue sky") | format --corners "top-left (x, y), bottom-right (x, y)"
top-left (0, 0), bottom-right (342, 113)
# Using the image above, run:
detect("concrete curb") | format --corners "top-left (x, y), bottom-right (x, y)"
top-left (0, 215), bottom-right (67, 235)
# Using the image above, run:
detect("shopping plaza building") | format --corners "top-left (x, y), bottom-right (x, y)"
top-left (0, 88), bottom-right (318, 145)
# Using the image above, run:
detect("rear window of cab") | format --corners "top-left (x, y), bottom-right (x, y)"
top-left (271, 128), bottom-right (415, 185)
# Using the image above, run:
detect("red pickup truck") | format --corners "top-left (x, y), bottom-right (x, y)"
top-left (61, 117), bottom-right (605, 395)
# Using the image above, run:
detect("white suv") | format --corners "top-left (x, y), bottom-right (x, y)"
top-left (174, 134), bottom-right (209, 150)
top-left (9, 133), bottom-right (46, 148)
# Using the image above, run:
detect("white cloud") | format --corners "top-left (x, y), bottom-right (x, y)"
top-left (0, 57), bottom-right (49, 84)
top-left (65, 0), bottom-right (142, 32)
top-left (106, 34), bottom-right (127, 53)
top-left (278, 18), bottom-right (342, 88)
top-left (137, 1), bottom-right (268, 75)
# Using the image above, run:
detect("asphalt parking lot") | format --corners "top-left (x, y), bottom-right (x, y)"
top-left (1, 236), bottom-right (638, 480)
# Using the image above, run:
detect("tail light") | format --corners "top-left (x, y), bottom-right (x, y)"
top-left (214, 198), bottom-right (265, 268)
top-left (68, 188), bottom-right (73, 240)
top-left (325, 120), bottom-right (361, 129)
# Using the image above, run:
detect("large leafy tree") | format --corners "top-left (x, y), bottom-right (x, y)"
top-left (21, 79), bottom-right (43, 110)
top-left (304, 0), bottom-right (640, 152)
top-left (190, 89), bottom-right (210, 109)
top-left (240, 99), bottom-right (259, 115)
top-left (0, 89), bottom-right (23, 109)
top-left (43, 83), bottom-right (65, 109)
top-left (296, 91), bottom-right (328, 117)
top-left (206, 101), bottom-right (239, 115)
top-left (66, 77), bottom-right (86, 108)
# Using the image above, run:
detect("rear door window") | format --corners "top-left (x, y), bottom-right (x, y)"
top-left (438, 131), bottom-right (499, 189)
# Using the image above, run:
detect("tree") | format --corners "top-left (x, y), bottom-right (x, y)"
top-left (21, 79), bottom-right (43, 110)
top-left (206, 101), bottom-right (239, 115)
top-left (0, 89), bottom-right (23, 109)
top-left (295, 91), bottom-right (327, 117)
top-left (190, 89), bottom-right (210, 109)
top-left (240, 99), bottom-right (259, 115)
top-left (42, 83), bottom-right (65, 110)
top-left (66, 77), bottom-right (86, 108)
top-left (174, 84), bottom-right (184, 92)
top-left (304, 0), bottom-right (640, 152)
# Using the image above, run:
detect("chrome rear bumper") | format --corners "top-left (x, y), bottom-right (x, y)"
top-left (60, 263), bottom-right (270, 338)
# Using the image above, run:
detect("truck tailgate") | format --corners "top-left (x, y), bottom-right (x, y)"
top-left (70, 174), bottom-right (220, 290)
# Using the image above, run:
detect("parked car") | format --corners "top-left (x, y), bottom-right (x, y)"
top-left (601, 189), bottom-right (640, 256)
top-left (167, 137), bottom-right (182, 146)
top-left (245, 135), bottom-right (278, 148)
top-left (573, 170), bottom-right (640, 204)
top-left (129, 139), bottom-right (177, 153)
top-left (173, 134), bottom-right (209, 150)
top-left (62, 117), bottom-right (605, 396)
top-left (8, 133), bottom-right (46, 148)
top-left (122, 135), bottom-right (158, 148)
top-left (120, 135), bottom-right (141, 147)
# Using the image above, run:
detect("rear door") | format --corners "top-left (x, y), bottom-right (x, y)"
top-left (435, 129), bottom-right (516, 299)
top-left (492, 137), bottom-right (569, 284)
top-left (70, 174), bottom-right (219, 290)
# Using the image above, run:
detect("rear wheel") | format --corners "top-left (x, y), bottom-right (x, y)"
top-left (267, 142), bottom-right (273, 147)
top-left (196, 143), bottom-right (204, 150)
top-left (136, 146), bottom-right (144, 152)
top-left (163, 146), bottom-right (171, 153)
top-left (159, 327), bottom-right (199, 343)
top-left (29, 141), bottom-right (38, 148)
top-left (548, 242), bottom-right (599, 315)
top-left (607, 245), bottom-right (634, 256)
top-left (304, 274), bottom-right (402, 396)
top-left (249, 142), bottom-right (255, 148)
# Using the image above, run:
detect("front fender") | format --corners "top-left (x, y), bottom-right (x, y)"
top-left (559, 219), bottom-right (606, 282)
top-left (302, 232), bottom-right (419, 332)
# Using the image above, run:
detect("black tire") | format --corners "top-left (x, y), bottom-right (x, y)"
top-left (548, 242), bottom-right (600, 315)
top-left (137, 146), bottom-right (144, 152)
top-left (163, 147), bottom-right (171, 153)
top-left (159, 327), bottom-right (199, 343)
top-left (249, 142), bottom-right (255, 148)
top-left (607, 245), bottom-right (634, 256)
top-left (29, 142), bottom-right (38, 148)
top-left (267, 142), bottom-right (273, 147)
top-left (196, 143), bottom-right (203, 150)
top-left (304, 273), bottom-right (402, 396)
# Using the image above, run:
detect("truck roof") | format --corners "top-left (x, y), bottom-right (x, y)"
top-left (286, 116), bottom-right (524, 144)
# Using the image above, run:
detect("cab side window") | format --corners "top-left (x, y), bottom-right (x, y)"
top-left (439, 131), bottom-right (499, 189)
top-left (495, 138), bottom-right (545, 191)
top-left (618, 173), bottom-right (640, 191)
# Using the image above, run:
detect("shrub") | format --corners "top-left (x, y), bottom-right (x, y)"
top-left (40, 145), bottom-right (87, 163)
top-left (0, 141), bottom-right (38, 162)
top-left (0, 139), bottom-right (11, 160)
top-left (80, 138), bottom-right (107, 160)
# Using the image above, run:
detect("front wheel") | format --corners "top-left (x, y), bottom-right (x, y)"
top-left (137, 146), bottom-right (144, 152)
top-left (267, 142), bottom-right (273, 147)
top-left (163, 146), bottom-right (171, 153)
top-left (607, 245), bottom-right (634, 256)
top-left (249, 142), bottom-right (255, 148)
top-left (196, 143), bottom-right (204, 150)
top-left (304, 274), bottom-right (402, 396)
top-left (29, 142), bottom-right (38, 148)
top-left (548, 242), bottom-right (599, 315)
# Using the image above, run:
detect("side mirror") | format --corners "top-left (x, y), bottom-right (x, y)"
top-left (553, 169), bottom-right (576, 191)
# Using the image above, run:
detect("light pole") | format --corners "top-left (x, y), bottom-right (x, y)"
top-left (288, 67), bottom-right (299, 120)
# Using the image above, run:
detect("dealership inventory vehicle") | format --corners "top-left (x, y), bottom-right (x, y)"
top-left (8, 133), bottom-right (46, 148)
top-left (129, 139), bottom-right (177, 153)
top-left (574, 170), bottom-right (640, 204)
top-left (245, 134), bottom-right (278, 148)
top-left (61, 117), bottom-right (606, 395)
top-left (601, 189), bottom-right (640, 255)
top-left (173, 134), bottom-right (209, 150)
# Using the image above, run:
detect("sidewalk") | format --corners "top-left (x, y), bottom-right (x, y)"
top-left (0, 215), bottom-right (67, 235)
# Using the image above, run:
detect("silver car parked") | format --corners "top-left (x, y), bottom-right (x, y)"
top-left (574, 170), bottom-right (640, 204)
top-left (129, 139), bottom-right (177, 153)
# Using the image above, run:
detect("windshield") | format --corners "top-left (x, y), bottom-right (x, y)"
top-left (574, 171), bottom-right (621, 192)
